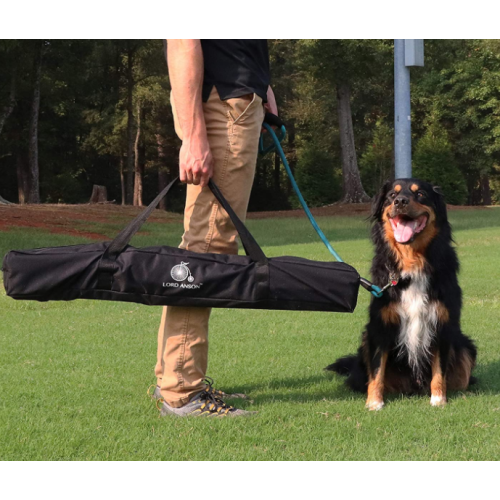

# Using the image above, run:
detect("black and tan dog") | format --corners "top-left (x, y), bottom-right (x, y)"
top-left (326, 179), bottom-right (476, 410)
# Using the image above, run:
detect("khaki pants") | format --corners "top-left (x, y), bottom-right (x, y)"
top-left (155, 87), bottom-right (264, 407)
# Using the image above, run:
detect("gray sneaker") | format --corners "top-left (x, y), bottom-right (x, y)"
top-left (148, 377), bottom-right (248, 401)
top-left (158, 389), bottom-right (256, 418)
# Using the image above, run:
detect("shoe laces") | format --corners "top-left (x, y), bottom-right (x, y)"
top-left (199, 380), bottom-right (234, 416)
top-left (203, 376), bottom-right (226, 398)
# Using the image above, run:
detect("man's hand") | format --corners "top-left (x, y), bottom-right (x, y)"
top-left (262, 86), bottom-right (279, 133)
top-left (179, 136), bottom-right (214, 187)
top-left (264, 86), bottom-right (278, 117)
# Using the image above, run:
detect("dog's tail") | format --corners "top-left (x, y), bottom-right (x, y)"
top-left (325, 355), bottom-right (358, 375)
top-left (325, 354), bottom-right (368, 393)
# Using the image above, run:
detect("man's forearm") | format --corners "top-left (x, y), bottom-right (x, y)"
top-left (166, 39), bottom-right (207, 141)
top-left (166, 39), bottom-right (213, 186)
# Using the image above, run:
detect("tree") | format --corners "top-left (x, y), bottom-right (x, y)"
top-left (336, 82), bottom-right (370, 202)
top-left (359, 120), bottom-right (394, 197)
top-left (81, 40), bottom-right (133, 205)
top-left (1, 39), bottom-right (498, 209)
top-left (27, 41), bottom-right (44, 204)
top-left (299, 40), bottom-right (391, 202)
top-left (133, 100), bottom-right (144, 206)
top-left (0, 70), bottom-right (16, 136)
top-left (0, 43), bottom-right (18, 204)
top-left (412, 39), bottom-right (500, 204)
top-left (413, 123), bottom-right (467, 205)
top-left (131, 40), bottom-right (169, 206)
top-left (293, 144), bottom-right (340, 207)
top-left (125, 40), bottom-right (138, 205)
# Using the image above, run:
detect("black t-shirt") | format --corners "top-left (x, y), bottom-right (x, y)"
top-left (200, 40), bottom-right (270, 102)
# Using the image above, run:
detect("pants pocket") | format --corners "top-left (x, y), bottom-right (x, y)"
top-left (226, 93), bottom-right (259, 125)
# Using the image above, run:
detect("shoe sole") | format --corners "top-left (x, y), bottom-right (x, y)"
top-left (159, 403), bottom-right (258, 418)
top-left (150, 386), bottom-right (248, 401)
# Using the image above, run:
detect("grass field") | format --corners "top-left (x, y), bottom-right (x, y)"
top-left (1, 208), bottom-right (499, 460)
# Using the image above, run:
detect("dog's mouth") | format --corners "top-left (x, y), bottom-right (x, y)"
top-left (389, 214), bottom-right (428, 244)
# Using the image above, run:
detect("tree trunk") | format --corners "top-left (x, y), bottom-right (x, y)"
top-left (0, 69), bottom-right (16, 136)
top-left (481, 174), bottom-right (492, 205)
top-left (125, 42), bottom-right (135, 205)
top-left (0, 75), bottom-right (18, 203)
top-left (28, 42), bottom-right (43, 204)
top-left (16, 149), bottom-right (30, 204)
top-left (119, 154), bottom-right (126, 206)
top-left (89, 185), bottom-right (108, 203)
top-left (466, 176), bottom-right (476, 205)
top-left (286, 121), bottom-right (296, 197)
top-left (139, 138), bottom-right (146, 201)
top-left (336, 82), bottom-right (370, 203)
top-left (133, 101), bottom-right (144, 206)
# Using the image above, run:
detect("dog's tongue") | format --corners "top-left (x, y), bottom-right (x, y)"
top-left (393, 217), bottom-right (417, 243)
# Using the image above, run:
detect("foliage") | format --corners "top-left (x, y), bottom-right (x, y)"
top-left (359, 120), bottom-right (393, 197)
top-left (2, 39), bottom-right (500, 207)
top-left (413, 123), bottom-right (468, 205)
top-left (291, 145), bottom-right (340, 208)
top-left (0, 40), bottom-right (173, 205)
top-left (412, 40), bottom-right (500, 204)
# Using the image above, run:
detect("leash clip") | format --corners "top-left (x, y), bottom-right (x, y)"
top-left (379, 274), bottom-right (400, 294)
top-left (360, 278), bottom-right (383, 298)
top-left (360, 274), bottom-right (399, 299)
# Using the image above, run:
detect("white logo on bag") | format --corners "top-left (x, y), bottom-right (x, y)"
top-left (163, 262), bottom-right (203, 288)
top-left (170, 262), bottom-right (195, 282)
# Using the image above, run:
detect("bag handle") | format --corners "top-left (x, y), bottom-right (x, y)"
top-left (206, 179), bottom-right (267, 265)
top-left (97, 178), bottom-right (268, 287)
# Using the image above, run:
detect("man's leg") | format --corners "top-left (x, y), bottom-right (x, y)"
top-left (155, 88), bottom-right (264, 407)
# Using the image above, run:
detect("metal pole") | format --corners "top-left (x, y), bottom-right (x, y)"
top-left (394, 39), bottom-right (412, 178)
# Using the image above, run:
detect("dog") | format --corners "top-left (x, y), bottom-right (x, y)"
top-left (326, 178), bottom-right (477, 410)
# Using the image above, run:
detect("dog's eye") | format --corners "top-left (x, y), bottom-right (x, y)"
top-left (417, 191), bottom-right (425, 198)
top-left (389, 192), bottom-right (396, 199)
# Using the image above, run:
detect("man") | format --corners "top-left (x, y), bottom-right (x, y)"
top-left (154, 40), bottom-right (277, 417)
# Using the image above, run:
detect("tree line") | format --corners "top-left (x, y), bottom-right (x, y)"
top-left (1, 39), bottom-right (499, 210)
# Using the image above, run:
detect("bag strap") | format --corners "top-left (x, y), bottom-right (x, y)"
top-left (206, 179), bottom-right (267, 265)
top-left (97, 177), bottom-right (268, 288)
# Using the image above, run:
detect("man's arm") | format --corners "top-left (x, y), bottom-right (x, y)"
top-left (166, 39), bottom-right (213, 187)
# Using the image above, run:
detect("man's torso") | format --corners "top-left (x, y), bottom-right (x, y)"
top-left (201, 39), bottom-right (270, 102)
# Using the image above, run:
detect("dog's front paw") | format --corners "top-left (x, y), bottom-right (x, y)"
top-left (430, 394), bottom-right (447, 407)
top-left (366, 399), bottom-right (385, 411)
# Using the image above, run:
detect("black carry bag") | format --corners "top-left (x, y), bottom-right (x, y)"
top-left (2, 178), bottom-right (360, 313)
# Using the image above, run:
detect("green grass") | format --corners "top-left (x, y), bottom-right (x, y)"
top-left (1, 208), bottom-right (500, 460)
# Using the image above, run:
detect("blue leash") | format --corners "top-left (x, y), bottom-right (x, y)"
top-left (261, 121), bottom-right (383, 298)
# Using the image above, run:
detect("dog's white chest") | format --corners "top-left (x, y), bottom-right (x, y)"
top-left (396, 273), bottom-right (438, 373)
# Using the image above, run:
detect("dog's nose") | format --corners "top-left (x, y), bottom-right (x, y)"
top-left (394, 196), bottom-right (409, 207)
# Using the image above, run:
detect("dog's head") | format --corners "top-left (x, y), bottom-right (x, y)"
top-left (372, 179), bottom-right (447, 247)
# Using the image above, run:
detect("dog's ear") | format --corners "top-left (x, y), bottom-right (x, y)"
top-left (432, 185), bottom-right (448, 221)
top-left (371, 181), bottom-right (392, 221)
